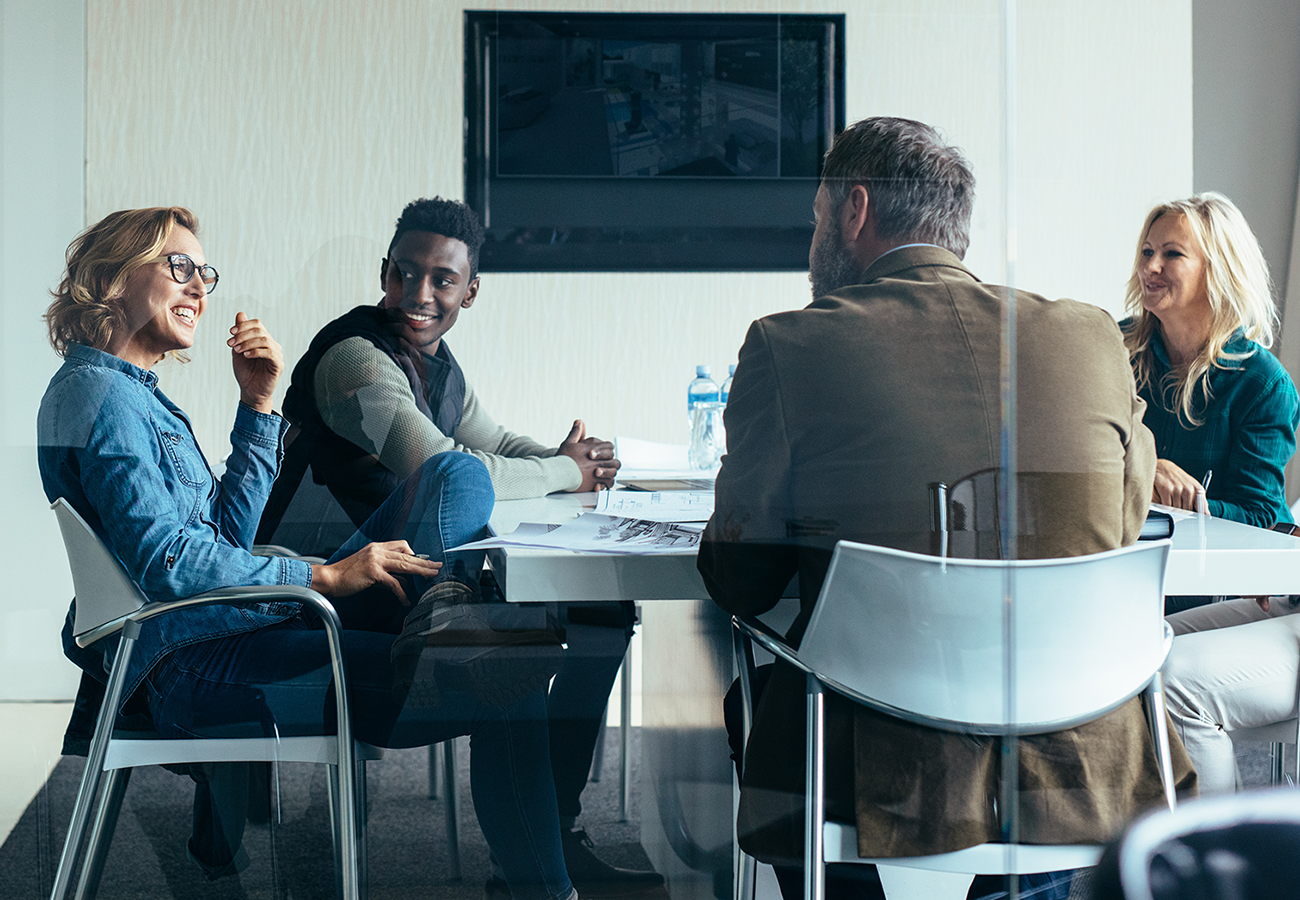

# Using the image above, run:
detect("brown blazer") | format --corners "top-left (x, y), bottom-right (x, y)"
top-left (698, 245), bottom-right (1194, 862)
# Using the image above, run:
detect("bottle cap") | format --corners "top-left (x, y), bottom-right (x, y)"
top-left (728, 364), bottom-right (736, 375)
top-left (696, 365), bottom-right (711, 377)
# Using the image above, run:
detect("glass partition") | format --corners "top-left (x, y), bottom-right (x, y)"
top-left (3, 2), bottom-right (1249, 899)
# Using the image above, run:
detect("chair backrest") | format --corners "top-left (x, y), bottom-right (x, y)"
top-left (930, 468), bottom-right (1047, 560)
top-left (1099, 787), bottom-right (1300, 900)
top-left (52, 499), bottom-right (147, 641)
top-left (797, 539), bottom-right (1172, 734)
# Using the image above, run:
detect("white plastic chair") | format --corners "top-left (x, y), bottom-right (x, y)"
top-left (1101, 786), bottom-right (1300, 899)
top-left (733, 538), bottom-right (1178, 900)
top-left (50, 498), bottom-right (377, 900)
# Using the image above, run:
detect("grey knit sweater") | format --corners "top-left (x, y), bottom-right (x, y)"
top-left (314, 336), bottom-right (581, 500)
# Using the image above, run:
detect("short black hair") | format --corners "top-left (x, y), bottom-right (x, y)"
top-left (389, 198), bottom-right (486, 278)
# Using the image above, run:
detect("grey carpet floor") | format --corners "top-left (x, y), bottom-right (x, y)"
top-left (0, 728), bottom-right (652, 900)
top-left (0, 727), bottom-right (1285, 900)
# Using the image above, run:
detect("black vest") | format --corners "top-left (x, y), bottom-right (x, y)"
top-left (258, 305), bottom-right (466, 542)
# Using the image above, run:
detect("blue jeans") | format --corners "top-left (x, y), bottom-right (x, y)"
top-left (145, 453), bottom-right (572, 900)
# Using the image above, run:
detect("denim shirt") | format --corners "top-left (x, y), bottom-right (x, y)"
top-left (1126, 322), bottom-right (1299, 527)
top-left (38, 343), bottom-right (311, 709)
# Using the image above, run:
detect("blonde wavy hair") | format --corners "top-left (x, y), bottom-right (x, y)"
top-left (45, 207), bottom-right (199, 358)
top-left (1123, 192), bottom-right (1277, 427)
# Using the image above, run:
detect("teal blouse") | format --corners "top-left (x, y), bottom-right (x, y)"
top-left (1125, 321), bottom-right (1299, 527)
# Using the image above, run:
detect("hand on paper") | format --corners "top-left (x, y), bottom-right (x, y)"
top-left (311, 541), bottom-right (442, 603)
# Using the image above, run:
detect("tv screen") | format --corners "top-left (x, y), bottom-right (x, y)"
top-left (464, 11), bottom-right (845, 272)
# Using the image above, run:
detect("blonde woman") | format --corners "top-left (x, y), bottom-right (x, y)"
top-left (1125, 194), bottom-right (1300, 793)
top-left (1121, 191), bottom-right (1298, 527)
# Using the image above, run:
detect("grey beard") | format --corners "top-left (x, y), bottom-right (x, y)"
top-left (808, 242), bottom-right (862, 300)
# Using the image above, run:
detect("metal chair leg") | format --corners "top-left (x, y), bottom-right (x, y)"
top-left (1146, 675), bottom-right (1178, 810)
top-left (356, 758), bottom-right (369, 900)
top-left (805, 677), bottom-right (827, 900)
top-left (52, 625), bottom-right (140, 900)
top-left (589, 716), bottom-right (608, 782)
top-left (428, 743), bottom-right (442, 799)
top-left (443, 739), bottom-right (462, 882)
top-left (736, 848), bottom-right (757, 900)
top-left (619, 641), bottom-right (633, 823)
top-left (327, 765), bottom-right (344, 900)
top-left (1294, 718), bottom-right (1300, 786)
top-left (732, 624), bottom-right (760, 900)
top-left (73, 766), bottom-right (132, 900)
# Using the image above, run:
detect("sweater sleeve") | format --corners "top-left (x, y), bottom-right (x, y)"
top-left (315, 337), bottom-right (580, 499)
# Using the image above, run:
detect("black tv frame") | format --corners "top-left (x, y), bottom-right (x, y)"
top-left (464, 11), bottom-right (845, 273)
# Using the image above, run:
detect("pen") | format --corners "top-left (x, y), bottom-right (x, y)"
top-left (1197, 470), bottom-right (1213, 515)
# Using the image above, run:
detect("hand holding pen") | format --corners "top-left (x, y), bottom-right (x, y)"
top-left (1196, 469), bottom-right (1213, 516)
top-left (1151, 459), bottom-right (1211, 513)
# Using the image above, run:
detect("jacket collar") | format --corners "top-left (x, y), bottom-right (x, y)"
top-left (859, 244), bottom-right (976, 285)
top-left (64, 342), bottom-right (159, 388)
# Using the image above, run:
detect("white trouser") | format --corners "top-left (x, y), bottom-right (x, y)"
top-left (1162, 597), bottom-right (1300, 794)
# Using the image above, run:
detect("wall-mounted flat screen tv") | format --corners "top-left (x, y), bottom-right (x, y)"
top-left (464, 11), bottom-right (845, 272)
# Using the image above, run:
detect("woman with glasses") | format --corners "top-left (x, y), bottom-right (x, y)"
top-left (38, 207), bottom-right (574, 899)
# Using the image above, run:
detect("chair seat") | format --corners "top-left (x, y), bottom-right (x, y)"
top-left (104, 730), bottom-right (384, 769)
top-left (825, 821), bottom-right (1101, 871)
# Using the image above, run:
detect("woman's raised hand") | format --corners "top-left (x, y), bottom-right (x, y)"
top-left (229, 312), bottom-right (284, 413)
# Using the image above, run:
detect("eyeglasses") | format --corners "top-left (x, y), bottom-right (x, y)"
top-left (152, 254), bottom-right (219, 293)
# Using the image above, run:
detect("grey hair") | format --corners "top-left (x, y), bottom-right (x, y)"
top-left (820, 117), bottom-right (975, 259)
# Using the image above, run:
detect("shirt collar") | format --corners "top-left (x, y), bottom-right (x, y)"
top-left (1150, 326), bottom-right (1250, 368)
top-left (65, 342), bottom-right (159, 388)
top-left (869, 243), bottom-right (943, 267)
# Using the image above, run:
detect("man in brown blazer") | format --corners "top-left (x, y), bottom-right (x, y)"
top-left (697, 117), bottom-right (1195, 887)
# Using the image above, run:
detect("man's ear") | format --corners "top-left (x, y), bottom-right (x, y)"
top-left (379, 257), bottom-right (390, 290)
top-left (840, 184), bottom-right (871, 244)
top-left (462, 277), bottom-right (479, 309)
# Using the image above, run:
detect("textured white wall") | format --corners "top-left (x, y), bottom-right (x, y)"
top-left (3, 0), bottom-right (1192, 699)
top-left (1, 0), bottom-right (85, 700)
top-left (83, 0), bottom-right (1191, 460)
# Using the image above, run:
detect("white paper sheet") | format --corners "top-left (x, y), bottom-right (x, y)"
top-left (450, 513), bottom-right (703, 554)
top-left (594, 490), bottom-right (714, 522)
top-left (614, 437), bottom-right (691, 473)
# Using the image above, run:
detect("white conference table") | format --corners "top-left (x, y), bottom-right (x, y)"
top-left (487, 494), bottom-right (1300, 602)
top-left (486, 493), bottom-right (1300, 900)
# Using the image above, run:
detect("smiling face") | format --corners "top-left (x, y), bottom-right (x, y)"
top-left (109, 225), bottom-right (208, 370)
top-left (380, 230), bottom-right (479, 354)
top-left (1139, 213), bottom-right (1210, 329)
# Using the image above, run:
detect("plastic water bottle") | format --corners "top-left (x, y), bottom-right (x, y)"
top-left (720, 364), bottom-right (736, 405)
top-left (687, 365), bottom-right (720, 430)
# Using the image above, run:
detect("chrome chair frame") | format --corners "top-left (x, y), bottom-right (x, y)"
top-left (733, 538), bottom-right (1178, 900)
top-left (51, 499), bottom-right (367, 900)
